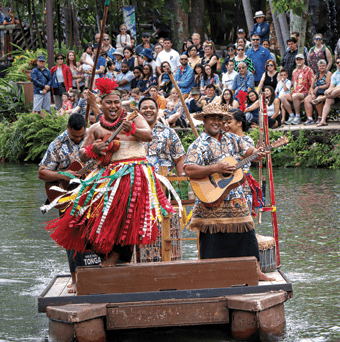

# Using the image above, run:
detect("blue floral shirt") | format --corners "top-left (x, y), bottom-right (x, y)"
top-left (39, 130), bottom-right (83, 171)
top-left (144, 123), bottom-right (185, 174)
top-left (184, 131), bottom-right (251, 200)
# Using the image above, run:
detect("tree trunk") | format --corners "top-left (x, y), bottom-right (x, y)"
top-left (31, 0), bottom-right (43, 49)
top-left (290, 0), bottom-right (309, 54)
top-left (169, 0), bottom-right (188, 52)
top-left (242, 0), bottom-right (254, 35)
top-left (71, 2), bottom-right (81, 52)
top-left (189, 0), bottom-right (204, 39)
top-left (268, 0), bottom-right (285, 56)
top-left (278, 12), bottom-right (290, 44)
top-left (57, 0), bottom-right (62, 49)
top-left (14, 2), bottom-right (29, 49)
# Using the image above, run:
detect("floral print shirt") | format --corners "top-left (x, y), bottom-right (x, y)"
top-left (184, 131), bottom-right (251, 200)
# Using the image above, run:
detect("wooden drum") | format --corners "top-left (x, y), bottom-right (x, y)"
top-left (256, 234), bottom-right (277, 273)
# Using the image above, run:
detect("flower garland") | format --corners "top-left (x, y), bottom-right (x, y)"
top-left (99, 110), bottom-right (127, 131)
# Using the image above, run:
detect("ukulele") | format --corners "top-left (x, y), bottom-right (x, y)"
top-left (45, 111), bottom-right (138, 209)
top-left (189, 136), bottom-right (289, 207)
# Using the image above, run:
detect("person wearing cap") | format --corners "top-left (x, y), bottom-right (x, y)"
top-left (280, 37), bottom-right (308, 80)
top-left (135, 32), bottom-right (154, 56)
top-left (187, 87), bottom-right (203, 114)
top-left (155, 38), bottom-right (180, 75)
top-left (250, 11), bottom-right (270, 42)
top-left (31, 55), bottom-right (52, 114)
top-left (281, 54), bottom-right (314, 125)
top-left (183, 103), bottom-right (273, 281)
top-left (113, 47), bottom-right (124, 72)
top-left (174, 54), bottom-right (195, 99)
top-left (235, 29), bottom-right (251, 50)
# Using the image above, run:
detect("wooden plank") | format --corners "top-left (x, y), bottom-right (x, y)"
top-left (106, 297), bottom-right (229, 330)
top-left (45, 277), bottom-right (70, 297)
top-left (76, 257), bottom-right (258, 296)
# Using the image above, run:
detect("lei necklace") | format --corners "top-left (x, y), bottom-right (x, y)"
top-left (99, 110), bottom-right (127, 131)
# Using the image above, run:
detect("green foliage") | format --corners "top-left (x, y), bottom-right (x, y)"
top-left (0, 111), bottom-right (68, 163)
top-left (272, 0), bottom-right (307, 16)
top-left (179, 126), bottom-right (204, 152)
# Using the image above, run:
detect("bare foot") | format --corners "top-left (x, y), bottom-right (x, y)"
top-left (67, 283), bottom-right (77, 293)
top-left (100, 251), bottom-right (120, 267)
top-left (258, 271), bottom-right (276, 281)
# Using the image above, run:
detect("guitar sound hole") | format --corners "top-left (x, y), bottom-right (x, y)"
top-left (222, 173), bottom-right (231, 177)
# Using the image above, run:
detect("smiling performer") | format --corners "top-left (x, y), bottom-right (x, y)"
top-left (44, 78), bottom-right (175, 267)
top-left (184, 103), bottom-right (274, 281)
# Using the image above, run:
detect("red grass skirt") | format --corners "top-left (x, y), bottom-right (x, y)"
top-left (44, 158), bottom-right (174, 256)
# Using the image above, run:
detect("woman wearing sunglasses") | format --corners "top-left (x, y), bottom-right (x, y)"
top-left (256, 59), bottom-right (280, 94)
top-left (233, 45), bottom-right (255, 74)
top-left (101, 34), bottom-right (116, 60)
top-left (308, 34), bottom-right (332, 75)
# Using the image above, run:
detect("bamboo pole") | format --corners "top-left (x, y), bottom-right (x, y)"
top-left (167, 70), bottom-right (199, 138)
top-left (84, 0), bottom-right (110, 126)
top-left (257, 95), bottom-right (265, 224)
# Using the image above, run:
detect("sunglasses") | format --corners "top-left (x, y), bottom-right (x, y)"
top-left (252, 38), bottom-right (260, 41)
top-left (227, 49), bottom-right (234, 51)
top-left (142, 36), bottom-right (149, 38)
top-left (267, 64), bottom-right (274, 67)
top-left (180, 58), bottom-right (188, 61)
top-left (315, 38), bottom-right (322, 41)
top-left (56, 58), bottom-right (64, 60)
top-left (237, 49), bottom-right (244, 51)
top-left (103, 38), bottom-right (109, 41)
top-left (121, 28), bottom-right (127, 30)
top-left (238, 67), bottom-right (246, 69)
top-left (296, 58), bottom-right (303, 61)
top-left (336, 62), bottom-right (340, 64)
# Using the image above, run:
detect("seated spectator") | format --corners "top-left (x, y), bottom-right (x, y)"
top-left (187, 45), bottom-right (202, 68)
top-left (174, 54), bottom-right (195, 99)
top-left (166, 88), bottom-right (187, 127)
top-left (164, 101), bottom-right (176, 118)
top-left (154, 43), bottom-right (163, 59)
top-left (3, 7), bottom-right (19, 25)
top-left (275, 69), bottom-right (292, 123)
top-left (187, 87), bottom-right (203, 113)
top-left (137, 64), bottom-right (158, 96)
top-left (182, 39), bottom-right (193, 55)
top-left (316, 57), bottom-right (340, 127)
top-left (232, 62), bottom-right (255, 97)
top-left (264, 86), bottom-right (281, 128)
top-left (257, 59), bottom-right (280, 94)
top-left (250, 11), bottom-right (270, 42)
top-left (135, 32), bottom-right (154, 56)
top-left (193, 63), bottom-right (204, 89)
top-left (131, 66), bottom-right (143, 90)
top-left (102, 33), bottom-right (116, 61)
top-left (149, 85), bottom-right (167, 110)
top-left (57, 92), bottom-right (72, 116)
top-left (281, 54), bottom-right (314, 125)
top-left (201, 41), bottom-right (219, 74)
top-left (197, 84), bottom-right (220, 107)
top-left (220, 88), bottom-right (239, 110)
top-left (130, 88), bottom-right (142, 107)
top-left (141, 48), bottom-right (157, 75)
top-left (308, 33), bottom-right (333, 74)
top-left (244, 90), bottom-right (260, 124)
top-left (304, 59), bottom-right (331, 125)
top-left (123, 47), bottom-right (138, 70)
top-left (261, 40), bottom-right (276, 62)
top-left (235, 29), bottom-right (251, 49)
top-left (221, 44), bottom-right (236, 75)
top-left (192, 33), bottom-right (204, 58)
top-left (113, 48), bottom-right (124, 72)
top-left (201, 64), bottom-right (221, 93)
top-left (335, 37), bottom-right (340, 61)
top-left (236, 37), bottom-right (250, 52)
top-left (116, 61), bottom-right (135, 91)
top-left (158, 61), bottom-right (173, 97)
top-left (116, 23), bottom-right (131, 48)
top-left (105, 60), bottom-right (117, 79)
top-left (71, 88), bottom-right (88, 116)
top-left (222, 60), bottom-right (238, 90)
top-left (233, 45), bottom-right (255, 73)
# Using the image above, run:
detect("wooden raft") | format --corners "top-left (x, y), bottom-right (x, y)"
top-left (76, 257), bottom-right (258, 296)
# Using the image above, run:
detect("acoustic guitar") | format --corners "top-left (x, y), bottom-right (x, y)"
top-left (45, 111), bottom-right (138, 209)
top-left (189, 136), bottom-right (289, 207)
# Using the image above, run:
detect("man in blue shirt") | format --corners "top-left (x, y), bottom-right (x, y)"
top-left (232, 62), bottom-right (255, 96)
top-left (135, 33), bottom-right (154, 56)
top-left (245, 34), bottom-right (271, 86)
top-left (31, 55), bottom-right (52, 114)
top-left (250, 11), bottom-right (270, 42)
top-left (174, 54), bottom-right (195, 99)
top-left (91, 43), bottom-right (106, 79)
top-left (116, 61), bottom-right (135, 91)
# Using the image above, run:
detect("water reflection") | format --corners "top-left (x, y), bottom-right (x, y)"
top-left (0, 164), bottom-right (339, 341)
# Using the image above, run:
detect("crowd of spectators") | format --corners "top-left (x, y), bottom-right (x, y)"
top-left (29, 9), bottom-right (340, 128)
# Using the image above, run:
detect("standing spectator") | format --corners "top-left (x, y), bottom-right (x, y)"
top-left (116, 61), bottom-right (135, 92)
top-left (288, 31), bottom-right (309, 58)
top-left (149, 85), bottom-right (167, 110)
top-left (201, 64), bottom-right (221, 93)
top-left (187, 45), bottom-right (202, 68)
top-left (233, 45), bottom-right (255, 73)
top-left (113, 48), bottom-right (124, 72)
top-left (3, 7), bottom-right (19, 25)
top-left (261, 40), bottom-right (276, 62)
top-left (221, 44), bottom-right (236, 75)
top-left (90, 43), bottom-right (106, 79)
top-left (135, 32), bottom-right (154, 56)
top-left (116, 24), bottom-right (131, 48)
top-left (155, 38), bottom-right (180, 74)
top-left (245, 34), bottom-right (271, 86)
top-left (256, 59), bottom-right (280, 94)
top-left (235, 29), bottom-right (252, 49)
top-left (280, 37), bottom-right (307, 80)
top-left (201, 42), bottom-right (219, 74)
top-left (232, 61), bottom-right (255, 96)
top-left (137, 64), bottom-right (158, 96)
top-left (281, 54), bottom-right (314, 125)
top-left (222, 60), bottom-right (238, 90)
top-left (308, 33), bottom-right (333, 74)
top-left (316, 57), bottom-right (340, 127)
top-left (304, 59), bottom-right (331, 125)
top-left (131, 66), bottom-right (143, 90)
top-left (102, 33), bottom-right (116, 61)
top-left (51, 53), bottom-right (73, 111)
top-left (250, 11), bottom-right (270, 42)
top-left (31, 55), bottom-right (52, 114)
top-left (174, 54), bottom-right (195, 99)
top-left (80, 43), bottom-right (94, 87)
top-left (192, 33), bottom-right (204, 57)
top-left (66, 50), bottom-right (84, 91)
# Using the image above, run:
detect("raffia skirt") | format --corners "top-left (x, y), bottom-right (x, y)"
top-left (44, 158), bottom-right (174, 257)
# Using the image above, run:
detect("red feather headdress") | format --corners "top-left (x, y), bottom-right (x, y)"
top-left (236, 90), bottom-right (248, 113)
top-left (95, 77), bottom-right (120, 98)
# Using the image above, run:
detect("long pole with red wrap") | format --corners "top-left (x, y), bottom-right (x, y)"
top-left (84, 0), bottom-right (110, 126)
top-left (261, 93), bottom-right (281, 267)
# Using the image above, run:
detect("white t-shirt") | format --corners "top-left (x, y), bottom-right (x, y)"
top-left (222, 70), bottom-right (238, 89)
top-left (155, 49), bottom-right (180, 73)
top-left (275, 79), bottom-right (292, 99)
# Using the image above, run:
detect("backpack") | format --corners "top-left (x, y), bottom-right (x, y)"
top-left (310, 45), bottom-right (333, 64)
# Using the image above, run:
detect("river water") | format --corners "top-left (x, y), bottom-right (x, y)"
top-left (0, 163), bottom-right (339, 341)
